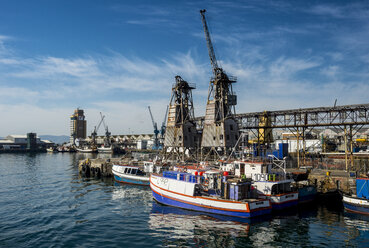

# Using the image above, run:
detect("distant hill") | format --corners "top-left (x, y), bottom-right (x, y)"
top-left (40, 135), bottom-right (70, 145)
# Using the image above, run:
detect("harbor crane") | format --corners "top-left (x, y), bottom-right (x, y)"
top-left (148, 106), bottom-right (160, 149)
top-left (91, 113), bottom-right (105, 146)
top-left (199, 9), bottom-right (239, 159)
top-left (160, 105), bottom-right (169, 138)
top-left (100, 112), bottom-right (111, 147)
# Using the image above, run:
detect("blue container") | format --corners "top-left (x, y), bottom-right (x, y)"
top-left (356, 179), bottom-right (369, 199)
top-left (252, 143), bottom-right (258, 157)
top-left (230, 184), bottom-right (235, 200)
top-left (229, 184), bottom-right (240, 201)
top-left (279, 143), bottom-right (288, 159)
top-left (273, 150), bottom-right (279, 158)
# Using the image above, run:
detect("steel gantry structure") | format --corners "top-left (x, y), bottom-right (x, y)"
top-left (235, 103), bottom-right (369, 129)
top-left (194, 103), bottom-right (369, 170)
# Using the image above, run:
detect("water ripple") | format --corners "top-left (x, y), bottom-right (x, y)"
top-left (1, 153), bottom-right (369, 247)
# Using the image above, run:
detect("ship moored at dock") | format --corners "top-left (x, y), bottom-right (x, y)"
top-left (112, 164), bottom-right (150, 186)
top-left (229, 161), bottom-right (299, 210)
top-left (343, 178), bottom-right (369, 215)
top-left (150, 172), bottom-right (272, 218)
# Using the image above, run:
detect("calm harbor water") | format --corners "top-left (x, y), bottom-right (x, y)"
top-left (1, 153), bottom-right (369, 247)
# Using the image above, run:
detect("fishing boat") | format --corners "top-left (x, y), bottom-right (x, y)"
top-left (76, 147), bottom-right (97, 153)
top-left (97, 146), bottom-right (113, 153)
top-left (343, 178), bottom-right (369, 215)
top-left (97, 145), bottom-right (125, 154)
top-left (296, 184), bottom-right (317, 204)
top-left (231, 161), bottom-right (298, 210)
top-left (112, 164), bottom-right (149, 186)
top-left (150, 171), bottom-right (272, 218)
top-left (46, 147), bottom-right (57, 153)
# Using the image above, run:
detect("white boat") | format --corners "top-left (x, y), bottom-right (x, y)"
top-left (112, 164), bottom-right (150, 186)
top-left (97, 146), bottom-right (112, 153)
top-left (46, 147), bottom-right (57, 152)
top-left (150, 171), bottom-right (272, 218)
top-left (229, 161), bottom-right (298, 210)
top-left (343, 178), bottom-right (369, 215)
top-left (76, 147), bottom-right (97, 153)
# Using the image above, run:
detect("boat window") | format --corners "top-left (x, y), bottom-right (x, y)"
top-left (127, 168), bottom-right (131, 174)
top-left (271, 184), bottom-right (279, 195)
top-left (271, 183), bottom-right (292, 195)
top-left (131, 169), bottom-right (137, 175)
top-left (124, 168), bottom-right (128, 173)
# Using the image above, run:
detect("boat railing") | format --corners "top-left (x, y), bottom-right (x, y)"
top-left (267, 154), bottom-right (287, 179)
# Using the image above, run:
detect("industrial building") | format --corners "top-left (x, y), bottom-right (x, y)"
top-left (163, 75), bottom-right (199, 161)
top-left (70, 108), bottom-right (87, 144)
top-left (0, 133), bottom-right (53, 152)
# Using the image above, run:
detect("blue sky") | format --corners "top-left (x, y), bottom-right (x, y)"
top-left (0, 0), bottom-right (368, 136)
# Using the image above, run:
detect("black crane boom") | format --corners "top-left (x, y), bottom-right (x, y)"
top-left (200, 9), bottom-right (219, 76)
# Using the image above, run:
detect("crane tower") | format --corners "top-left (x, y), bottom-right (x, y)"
top-left (163, 76), bottom-right (198, 161)
top-left (200, 9), bottom-right (239, 159)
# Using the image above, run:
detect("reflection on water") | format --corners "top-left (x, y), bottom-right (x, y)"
top-left (150, 201), bottom-right (251, 238)
top-left (112, 182), bottom-right (152, 202)
top-left (1, 153), bottom-right (369, 247)
top-left (150, 202), bottom-right (250, 247)
top-left (149, 201), bottom-right (369, 247)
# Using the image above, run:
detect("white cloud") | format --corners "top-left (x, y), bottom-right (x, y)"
top-left (320, 65), bottom-right (339, 78)
top-left (0, 104), bottom-right (71, 136)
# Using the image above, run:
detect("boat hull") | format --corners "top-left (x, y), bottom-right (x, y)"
top-left (76, 148), bottom-right (97, 153)
top-left (271, 199), bottom-right (298, 210)
top-left (259, 192), bottom-right (298, 211)
top-left (98, 148), bottom-right (112, 153)
top-left (262, 193), bottom-right (299, 210)
top-left (150, 175), bottom-right (271, 218)
top-left (298, 186), bottom-right (317, 204)
top-left (343, 195), bottom-right (369, 215)
top-left (114, 174), bottom-right (150, 186)
top-left (112, 165), bottom-right (150, 186)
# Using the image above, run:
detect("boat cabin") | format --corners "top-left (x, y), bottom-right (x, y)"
top-left (121, 166), bottom-right (146, 176)
top-left (144, 162), bottom-right (154, 173)
top-left (203, 170), bottom-right (223, 190)
top-left (253, 180), bottom-right (293, 196)
top-left (233, 161), bottom-right (271, 179)
top-left (356, 178), bottom-right (369, 199)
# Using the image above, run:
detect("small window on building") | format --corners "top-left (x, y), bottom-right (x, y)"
top-left (179, 136), bottom-right (182, 140)
top-left (213, 136), bottom-right (216, 141)
top-left (188, 127), bottom-right (191, 132)
top-left (227, 135), bottom-right (230, 140)
top-left (220, 134), bottom-right (223, 140)
top-left (230, 125), bottom-right (233, 131)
